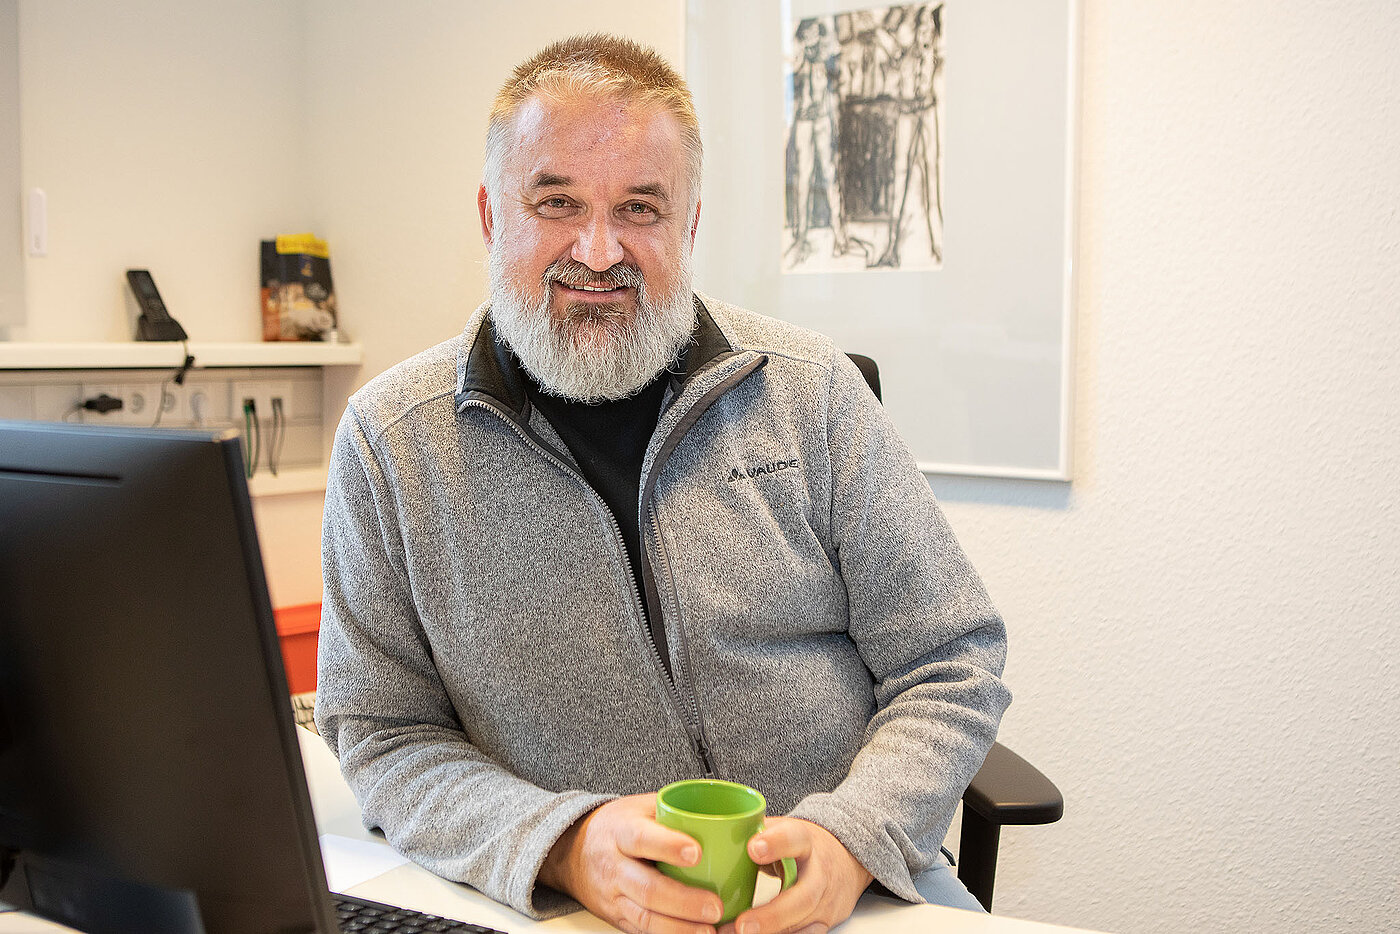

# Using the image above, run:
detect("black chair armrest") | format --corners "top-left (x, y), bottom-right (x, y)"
top-left (963, 742), bottom-right (1064, 826)
top-left (956, 743), bottom-right (1062, 911)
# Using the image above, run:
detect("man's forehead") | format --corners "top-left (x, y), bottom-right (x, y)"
top-left (504, 92), bottom-right (685, 187)
top-left (511, 90), bottom-right (662, 133)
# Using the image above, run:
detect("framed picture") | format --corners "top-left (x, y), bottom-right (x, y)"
top-left (686, 0), bottom-right (1080, 480)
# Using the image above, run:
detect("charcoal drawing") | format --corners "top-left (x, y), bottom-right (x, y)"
top-left (784, 3), bottom-right (945, 274)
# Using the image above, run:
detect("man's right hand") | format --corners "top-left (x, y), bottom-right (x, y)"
top-left (539, 793), bottom-right (725, 934)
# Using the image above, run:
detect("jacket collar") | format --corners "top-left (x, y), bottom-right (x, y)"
top-left (454, 295), bottom-right (733, 419)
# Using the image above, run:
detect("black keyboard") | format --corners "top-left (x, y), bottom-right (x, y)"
top-left (334, 893), bottom-right (508, 933)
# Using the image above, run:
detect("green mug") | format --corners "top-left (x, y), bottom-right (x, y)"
top-left (655, 779), bottom-right (798, 923)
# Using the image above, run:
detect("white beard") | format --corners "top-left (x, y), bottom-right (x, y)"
top-left (489, 251), bottom-right (697, 403)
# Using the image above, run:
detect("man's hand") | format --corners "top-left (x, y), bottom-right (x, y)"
top-left (726, 817), bottom-right (873, 934)
top-left (540, 793), bottom-right (726, 934)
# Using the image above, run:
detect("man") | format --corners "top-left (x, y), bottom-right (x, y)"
top-left (316, 34), bottom-right (1009, 934)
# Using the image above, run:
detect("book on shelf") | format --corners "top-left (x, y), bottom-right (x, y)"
top-left (260, 233), bottom-right (339, 342)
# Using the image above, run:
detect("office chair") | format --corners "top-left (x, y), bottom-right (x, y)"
top-left (846, 352), bottom-right (1063, 911)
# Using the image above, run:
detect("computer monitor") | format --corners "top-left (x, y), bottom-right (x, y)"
top-left (0, 420), bottom-right (340, 933)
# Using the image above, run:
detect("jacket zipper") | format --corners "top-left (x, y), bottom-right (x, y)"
top-left (457, 396), bottom-right (710, 771)
top-left (636, 355), bottom-right (769, 778)
top-left (648, 503), bottom-right (713, 775)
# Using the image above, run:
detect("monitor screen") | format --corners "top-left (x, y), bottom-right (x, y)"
top-left (0, 420), bottom-right (338, 933)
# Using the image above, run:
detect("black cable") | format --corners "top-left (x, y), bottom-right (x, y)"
top-left (269, 397), bottom-right (286, 477)
top-left (68, 393), bottom-right (118, 423)
top-left (80, 394), bottom-right (122, 415)
top-left (173, 341), bottom-right (195, 385)
top-left (151, 341), bottom-right (196, 427)
top-left (251, 403), bottom-right (261, 474)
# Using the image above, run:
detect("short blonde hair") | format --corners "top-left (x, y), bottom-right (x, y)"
top-left (483, 34), bottom-right (702, 208)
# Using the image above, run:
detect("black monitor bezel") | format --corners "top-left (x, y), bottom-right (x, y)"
top-left (0, 420), bottom-right (337, 933)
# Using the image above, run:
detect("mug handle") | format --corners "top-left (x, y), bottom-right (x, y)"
top-left (778, 856), bottom-right (797, 890)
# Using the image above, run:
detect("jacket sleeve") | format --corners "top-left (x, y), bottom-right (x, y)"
top-left (785, 351), bottom-right (1012, 903)
top-left (313, 406), bottom-right (612, 919)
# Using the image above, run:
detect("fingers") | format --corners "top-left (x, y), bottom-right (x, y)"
top-left (616, 916), bottom-right (724, 934)
top-left (616, 810), bottom-right (704, 867)
top-left (747, 817), bottom-right (812, 865)
top-left (613, 858), bottom-right (725, 927)
top-left (615, 892), bottom-right (721, 934)
top-left (738, 821), bottom-right (822, 934)
top-left (615, 905), bottom-right (718, 934)
top-left (733, 819), bottom-right (870, 934)
top-left (556, 794), bottom-right (725, 934)
top-left (734, 873), bottom-right (823, 934)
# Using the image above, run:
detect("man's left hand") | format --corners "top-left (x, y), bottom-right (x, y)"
top-left (724, 817), bottom-right (873, 934)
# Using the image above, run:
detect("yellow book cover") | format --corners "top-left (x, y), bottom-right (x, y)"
top-left (259, 234), bottom-right (338, 341)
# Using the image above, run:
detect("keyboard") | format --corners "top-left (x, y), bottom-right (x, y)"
top-left (334, 893), bottom-right (508, 933)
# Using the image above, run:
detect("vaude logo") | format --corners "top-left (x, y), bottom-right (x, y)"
top-left (728, 459), bottom-right (800, 482)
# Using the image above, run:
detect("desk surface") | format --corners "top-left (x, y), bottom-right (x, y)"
top-left (0, 729), bottom-right (1104, 934)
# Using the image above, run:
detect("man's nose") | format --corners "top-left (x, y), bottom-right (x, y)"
top-left (572, 213), bottom-right (626, 272)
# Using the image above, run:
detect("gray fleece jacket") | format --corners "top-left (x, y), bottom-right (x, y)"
top-left (315, 294), bottom-right (1010, 919)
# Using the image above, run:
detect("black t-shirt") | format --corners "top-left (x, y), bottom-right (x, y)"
top-left (521, 368), bottom-right (670, 663)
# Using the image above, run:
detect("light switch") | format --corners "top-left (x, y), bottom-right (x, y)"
top-left (27, 188), bottom-right (46, 256)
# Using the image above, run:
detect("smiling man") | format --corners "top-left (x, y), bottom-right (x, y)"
top-left (483, 90), bottom-right (700, 404)
top-left (316, 34), bottom-right (1009, 934)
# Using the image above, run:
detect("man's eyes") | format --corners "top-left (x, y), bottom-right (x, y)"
top-left (535, 196), bottom-right (575, 216)
top-left (531, 198), bottom-right (661, 223)
top-left (620, 202), bottom-right (660, 223)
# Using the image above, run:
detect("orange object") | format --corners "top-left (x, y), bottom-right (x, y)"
top-left (274, 602), bottom-right (322, 695)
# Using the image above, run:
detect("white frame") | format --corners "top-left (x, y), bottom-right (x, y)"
top-left (686, 0), bottom-right (1080, 480)
top-left (0, 0), bottom-right (24, 331)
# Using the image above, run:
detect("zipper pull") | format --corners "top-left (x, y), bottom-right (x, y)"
top-left (698, 740), bottom-right (715, 777)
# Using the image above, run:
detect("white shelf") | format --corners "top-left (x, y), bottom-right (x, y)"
top-left (247, 466), bottom-right (329, 498)
top-left (0, 340), bottom-right (363, 369)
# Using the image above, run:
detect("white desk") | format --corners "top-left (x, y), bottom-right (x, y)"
top-left (1, 729), bottom-right (1104, 934)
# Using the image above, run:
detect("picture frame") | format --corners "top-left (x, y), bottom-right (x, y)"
top-left (686, 0), bottom-right (1080, 480)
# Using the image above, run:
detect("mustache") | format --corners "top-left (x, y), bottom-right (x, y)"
top-left (543, 259), bottom-right (645, 292)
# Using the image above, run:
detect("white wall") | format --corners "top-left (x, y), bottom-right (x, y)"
top-left (18, 0), bottom-right (312, 342)
top-left (11, 2), bottom-right (1400, 932)
top-left (932, 1), bottom-right (1400, 931)
top-left (0, 1), bottom-right (22, 328)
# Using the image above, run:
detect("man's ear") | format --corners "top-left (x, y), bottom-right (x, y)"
top-left (688, 199), bottom-right (702, 254)
top-left (479, 184), bottom-right (495, 250)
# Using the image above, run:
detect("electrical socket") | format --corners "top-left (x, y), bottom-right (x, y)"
top-left (229, 380), bottom-right (294, 423)
top-left (187, 386), bottom-right (216, 427)
top-left (80, 382), bottom-right (163, 426)
top-left (153, 383), bottom-right (187, 425)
